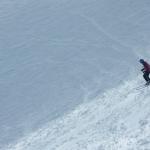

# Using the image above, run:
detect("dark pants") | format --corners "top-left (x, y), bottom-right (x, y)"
top-left (143, 71), bottom-right (150, 82)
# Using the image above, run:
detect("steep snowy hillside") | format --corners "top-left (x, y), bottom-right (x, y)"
top-left (1, 0), bottom-right (150, 149)
top-left (4, 77), bottom-right (150, 150)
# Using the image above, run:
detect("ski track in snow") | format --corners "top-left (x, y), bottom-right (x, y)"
top-left (3, 77), bottom-right (150, 150)
top-left (73, 13), bottom-right (131, 49)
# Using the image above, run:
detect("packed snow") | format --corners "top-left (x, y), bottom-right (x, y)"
top-left (1, 0), bottom-right (150, 150)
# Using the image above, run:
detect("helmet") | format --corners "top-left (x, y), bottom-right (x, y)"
top-left (139, 59), bottom-right (145, 64)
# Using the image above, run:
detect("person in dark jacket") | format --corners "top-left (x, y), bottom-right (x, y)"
top-left (139, 59), bottom-right (150, 84)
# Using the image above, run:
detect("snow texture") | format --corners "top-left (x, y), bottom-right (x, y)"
top-left (1, 0), bottom-right (150, 149)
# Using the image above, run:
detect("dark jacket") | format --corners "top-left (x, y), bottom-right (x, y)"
top-left (142, 61), bottom-right (150, 72)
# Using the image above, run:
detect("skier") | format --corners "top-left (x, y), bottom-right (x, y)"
top-left (139, 59), bottom-right (150, 85)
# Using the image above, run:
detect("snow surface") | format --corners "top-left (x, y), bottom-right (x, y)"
top-left (3, 78), bottom-right (150, 150)
top-left (1, 0), bottom-right (150, 149)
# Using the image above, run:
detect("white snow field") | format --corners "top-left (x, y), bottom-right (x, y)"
top-left (3, 78), bottom-right (150, 150)
top-left (1, 0), bottom-right (150, 149)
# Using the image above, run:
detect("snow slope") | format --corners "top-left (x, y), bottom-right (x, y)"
top-left (4, 77), bottom-right (150, 150)
top-left (1, 0), bottom-right (150, 149)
